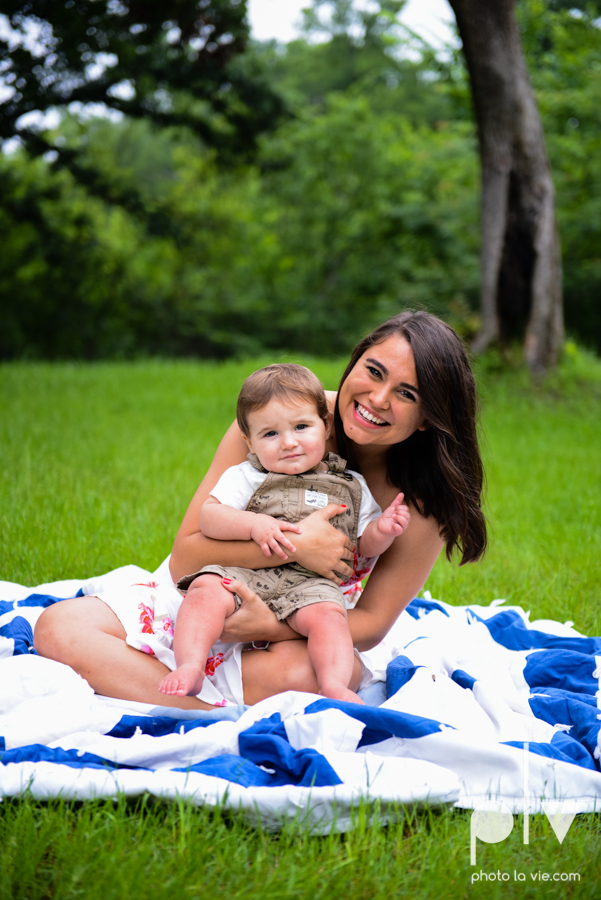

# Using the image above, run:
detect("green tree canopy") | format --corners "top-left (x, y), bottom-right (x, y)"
top-left (2, 0), bottom-right (601, 360)
top-left (0, 0), bottom-right (285, 162)
top-left (253, 0), bottom-right (453, 125)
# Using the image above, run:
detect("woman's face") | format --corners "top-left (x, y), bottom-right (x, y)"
top-left (338, 334), bottom-right (428, 449)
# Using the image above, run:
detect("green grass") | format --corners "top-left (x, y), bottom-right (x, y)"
top-left (0, 355), bottom-right (346, 582)
top-left (427, 343), bottom-right (601, 634)
top-left (1, 346), bottom-right (601, 898)
top-left (0, 797), bottom-right (600, 900)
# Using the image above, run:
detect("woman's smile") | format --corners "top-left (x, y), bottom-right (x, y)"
top-left (338, 335), bottom-right (428, 448)
top-left (353, 401), bottom-right (389, 427)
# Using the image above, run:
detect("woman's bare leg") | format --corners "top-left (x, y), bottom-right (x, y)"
top-left (34, 596), bottom-right (214, 710)
top-left (241, 639), bottom-right (363, 705)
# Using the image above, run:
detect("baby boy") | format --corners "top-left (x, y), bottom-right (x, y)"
top-left (160, 364), bottom-right (410, 704)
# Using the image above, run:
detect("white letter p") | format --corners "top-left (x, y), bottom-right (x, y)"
top-left (470, 801), bottom-right (514, 865)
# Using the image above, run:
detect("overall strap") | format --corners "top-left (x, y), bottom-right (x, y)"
top-left (247, 452), bottom-right (268, 473)
top-left (324, 452), bottom-right (349, 474)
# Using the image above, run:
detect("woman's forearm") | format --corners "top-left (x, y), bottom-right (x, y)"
top-left (347, 515), bottom-right (444, 651)
top-left (171, 505), bottom-right (355, 584)
top-left (170, 532), bottom-right (281, 583)
top-left (346, 605), bottom-right (388, 652)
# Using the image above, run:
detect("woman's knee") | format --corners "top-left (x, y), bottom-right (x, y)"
top-left (34, 596), bottom-right (123, 661)
top-left (34, 600), bottom-right (71, 658)
top-left (241, 640), bottom-right (317, 703)
top-left (267, 641), bottom-right (318, 692)
top-left (266, 638), bottom-right (362, 692)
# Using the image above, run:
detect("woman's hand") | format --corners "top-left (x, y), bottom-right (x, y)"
top-left (291, 503), bottom-right (355, 584)
top-left (169, 420), bottom-right (355, 584)
top-left (220, 579), bottom-right (300, 643)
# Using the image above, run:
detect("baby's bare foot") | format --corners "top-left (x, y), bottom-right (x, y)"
top-left (159, 663), bottom-right (205, 697)
top-left (319, 685), bottom-right (365, 705)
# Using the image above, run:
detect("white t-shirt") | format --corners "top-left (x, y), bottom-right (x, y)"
top-left (210, 461), bottom-right (381, 537)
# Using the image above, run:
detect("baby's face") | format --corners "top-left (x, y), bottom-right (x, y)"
top-left (245, 397), bottom-right (329, 475)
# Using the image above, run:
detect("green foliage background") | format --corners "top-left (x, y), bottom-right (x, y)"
top-left (1, 0), bottom-right (600, 359)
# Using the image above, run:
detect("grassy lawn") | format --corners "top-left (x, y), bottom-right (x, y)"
top-left (1, 347), bottom-right (601, 899)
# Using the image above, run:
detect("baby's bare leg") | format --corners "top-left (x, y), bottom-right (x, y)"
top-left (288, 602), bottom-right (364, 705)
top-left (159, 575), bottom-right (236, 697)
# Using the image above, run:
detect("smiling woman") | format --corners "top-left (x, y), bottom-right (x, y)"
top-left (337, 337), bottom-right (428, 444)
top-left (334, 312), bottom-right (487, 564)
top-left (35, 311), bottom-right (487, 709)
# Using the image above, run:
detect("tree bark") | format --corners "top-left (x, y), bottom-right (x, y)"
top-left (448, 0), bottom-right (563, 372)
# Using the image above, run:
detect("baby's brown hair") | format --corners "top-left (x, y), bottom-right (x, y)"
top-left (237, 364), bottom-right (330, 438)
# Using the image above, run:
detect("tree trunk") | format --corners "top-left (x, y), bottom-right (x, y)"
top-left (448, 0), bottom-right (563, 372)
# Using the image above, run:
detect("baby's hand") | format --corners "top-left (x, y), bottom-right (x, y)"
top-left (250, 514), bottom-right (302, 560)
top-left (377, 493), bottom-right (411, 537)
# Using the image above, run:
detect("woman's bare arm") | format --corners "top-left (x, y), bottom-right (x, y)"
top-left (219, 502), bottom-right (443, 647)
top-left (347, 507), bottom-right (443, 651)
top-left (169, 420), bottom-right (355, 584)
top-left (170, 421), bottom-right (249, 581)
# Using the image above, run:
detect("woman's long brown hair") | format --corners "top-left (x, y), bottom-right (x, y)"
top-left (334, 311), bottom-right (487, 565)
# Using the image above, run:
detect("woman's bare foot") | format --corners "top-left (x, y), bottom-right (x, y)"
top-left (159, 663), bottom-right (204, 697)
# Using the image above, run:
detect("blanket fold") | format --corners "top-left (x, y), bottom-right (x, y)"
top-left (2, 563), bottom-right (601, 833)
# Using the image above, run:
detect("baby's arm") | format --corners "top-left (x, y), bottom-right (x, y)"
top-left (199, 497), bottom-right (301, 560)
top-left (357, 493), bottom-right (411, 559)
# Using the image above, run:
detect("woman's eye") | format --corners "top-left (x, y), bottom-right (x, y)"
top-left (367, 366), bottom-right (382, 378)
top-left (398, 389), bottom-right (416, 402)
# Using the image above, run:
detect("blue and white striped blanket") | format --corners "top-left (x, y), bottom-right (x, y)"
top-left (2, 563), bottom-right (601, 833)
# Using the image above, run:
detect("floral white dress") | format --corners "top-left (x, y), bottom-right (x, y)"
top-left (95, 554), bottom-right (380, 707)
